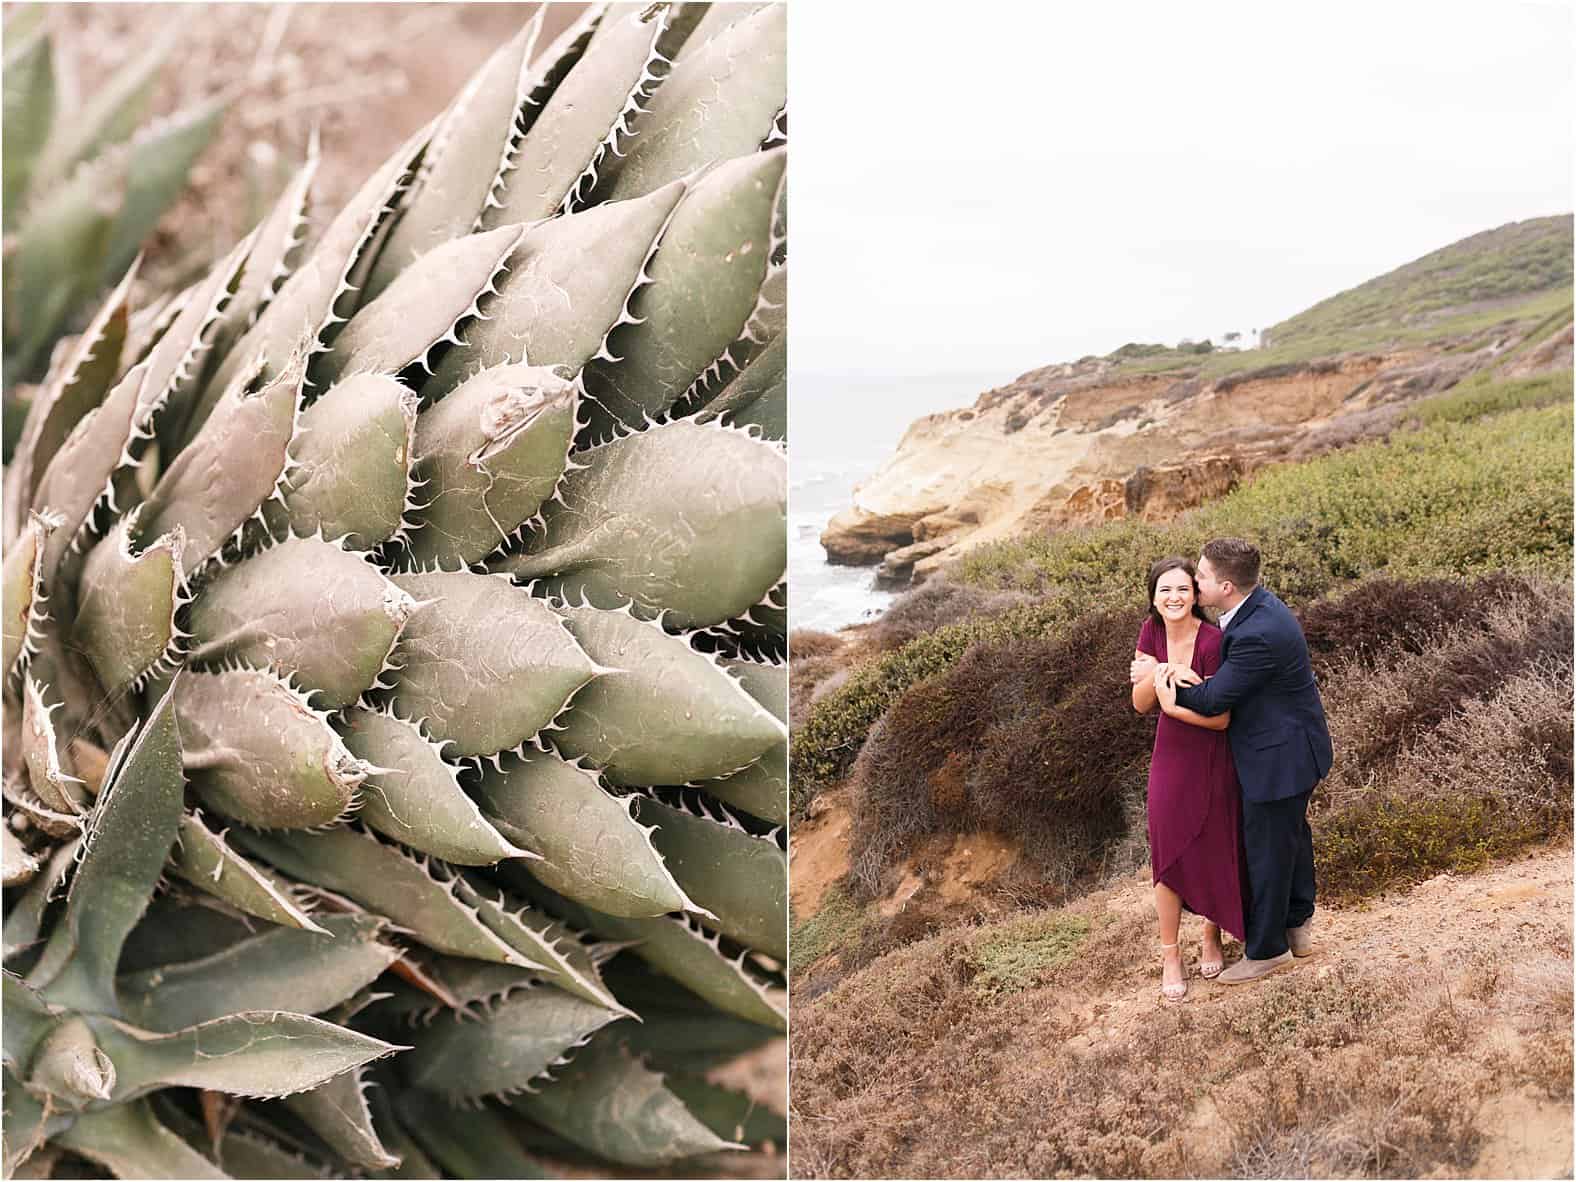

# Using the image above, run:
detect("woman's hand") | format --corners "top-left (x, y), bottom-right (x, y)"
top-left (1131, 653), bottom-right (1159, 686)
top-left (1153, 664), bottom-right (1179, 712)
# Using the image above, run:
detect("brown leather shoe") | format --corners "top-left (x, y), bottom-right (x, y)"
top-left (1287, 921), bottom-right (1314, 958)
top-left (1217, 951), bottom-right (1295, 984)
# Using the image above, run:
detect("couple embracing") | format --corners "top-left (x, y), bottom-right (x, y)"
top-left (1130, 538), bottom-right (1334, 1002)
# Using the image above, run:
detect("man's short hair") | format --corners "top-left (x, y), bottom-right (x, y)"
top-left (1202, 537), bottom-right (1260, 589)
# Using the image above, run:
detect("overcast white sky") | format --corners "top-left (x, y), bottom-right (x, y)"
top-left (790, 0), bottom-right (1575, 380)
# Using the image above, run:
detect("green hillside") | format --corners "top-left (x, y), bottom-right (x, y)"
top-left (1260, 214), bottom-right (1573, 355)
top-left (1097, 214), bottom-right (1572, 379)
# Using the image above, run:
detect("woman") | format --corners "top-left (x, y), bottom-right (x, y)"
top-left (1129, 556), bottom-right (1247, 1002)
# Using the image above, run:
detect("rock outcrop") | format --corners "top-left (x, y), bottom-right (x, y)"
top-left (821, 336), bottom-right (1558, 585)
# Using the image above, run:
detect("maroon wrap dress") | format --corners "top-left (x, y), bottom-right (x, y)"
top-left (1137, 616), bottom-right (1248, 941)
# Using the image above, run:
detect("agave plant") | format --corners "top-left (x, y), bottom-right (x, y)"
top-left (2, 9), bottom-right (225, 435)
top-left (2, 3), bottom-right (787, 1176)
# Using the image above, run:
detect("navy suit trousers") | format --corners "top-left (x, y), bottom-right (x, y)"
top-left (1241, 789), bottom-right (1316, 959)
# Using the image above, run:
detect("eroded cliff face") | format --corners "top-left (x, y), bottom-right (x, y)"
top-left (822, 337), bottom-right (1542, 585)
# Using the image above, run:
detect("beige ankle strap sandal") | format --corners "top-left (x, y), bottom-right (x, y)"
top-left (1159, 940), bottom-right (1188, 1003)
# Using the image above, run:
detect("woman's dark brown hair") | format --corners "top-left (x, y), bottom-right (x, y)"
top-left (1146, 556), bottom-right (1209, 627)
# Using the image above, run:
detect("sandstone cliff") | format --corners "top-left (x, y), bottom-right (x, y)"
top-left (824, 324), bottom-right (1570, 585)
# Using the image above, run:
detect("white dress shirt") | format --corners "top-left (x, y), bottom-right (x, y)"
top-left (1216, 588), bottom-right (1254, 632)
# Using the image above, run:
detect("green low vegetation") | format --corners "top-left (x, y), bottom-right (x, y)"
top-left (792, 393), bottom-right (1573, 809)
top-left (967, 912), bottom-right (1091, 998)
top-left (789, 884), bottom-right (871, 970)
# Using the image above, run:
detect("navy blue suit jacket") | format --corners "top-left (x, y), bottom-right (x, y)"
top-left (1173, 585), bottom-right (1333, 804)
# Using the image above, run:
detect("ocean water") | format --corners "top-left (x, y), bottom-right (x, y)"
top-left (790, 370), bottom-right (1016, 634)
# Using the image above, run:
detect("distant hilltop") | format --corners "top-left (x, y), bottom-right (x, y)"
top-left (821, 215), bottom-right (1574, 584)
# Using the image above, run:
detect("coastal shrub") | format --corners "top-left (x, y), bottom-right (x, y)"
top-left (967, 912), bottom-right (1091, 998)
top-left (1411, 369), bottom-right (1572, 426)
top-left (1298, 571), bottom-right (1533, 672)
top-left (789, 629), bottom-right (843, 659)
top-left (1315, 652), bottom-right (1573, 901)
top-left (789, 883), bottom-right (872, 971)
top-left (792, 402), bottom-right (1572, 808)
top-left (868, 576), bottom-right (1035, 653)
top-left (845, 608), bottom-right (1153, 897)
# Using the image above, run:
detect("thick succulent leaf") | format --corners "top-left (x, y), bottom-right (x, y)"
top-left (639, 796), bottom-right (786, 959)
top-left (2, 828), bottom-right (40, 887)
top-left (73, 512), bottom-right (184, 699)
top-left (281, 1066), bottom-right (400, 1171)
top-left (489, 4), bottom-right (667, 223)
top-left (676, 2), bottom-right (773, 50)
top-left (171, 812), bottom-right (328, 933)
top-left (323, 224), bottom-right (525, 387)
top-left (405, 362), bottom-right (575, 565)
top-left (3, 839), bottom-right (77, 964)
top-left (599, 4), bottom-right (786, 202)
top-left (581, 149), bottom-right (785, 432)
top-left (187, 536), bottom-right (414, 708)
top-left (100, 98), bottom-right (226, 287)
top-left (30, 31), bottom-right (168, 190)
top-left (272, 372), bottom-right (416, 550)
top-left (116, 895), bottom-right (262, 974)
top-left (143, 232), bottom-right (255, 451)
top-left (363, 1082), bottom-right (440, 1180)
top-left (88, 1010), bottom-right (404, 1103)
top-left (695, 331), bottom-right (784, 440)
top-left (697, 658), bottom-right (786, 823)
top-left (200, 1125), bottom-right (328, 1181)
top-left (3, 970), bottom-right (58, 1072)
top-left (510, 1036), bottom-right (741, 1166)
top-left (538, 890), bottom-right (785, 1031)
top-left (2, 28), bottom-right (54, 233)
top-left (137, 344), bottom-right (303, 573)
top-left (401, 987), bottom-right (625, 1101)
top-left (18, 674), bottom-right (82, 813)
top-left (176, 668), bottom-right (367, 829)
top-left (619, 1005), bottom-right (780, 1075)
top-left (471, 747), bottom-right (695, 917)
top-left (232, 826), bottom-right (537, 968)
top-left (426, 180), bottom-right (686, 397)
top-left (29, 679), bottom-right (183, 1016)
top-left (666, 1073), bottom-right (785, 1149)
top-left (339, 706), bottom-right (526, 865)
top-left (3, 512), bottom-right (56, 681)
top-left (202, 120), bottom-right (431, 414)
top-left (216, 146), bottom-right (320, 360)
top-left (550, 604), bottom-right (786, 784)
top-left (54, 1099), bottom-right (228, 1180)
top-left (2, 1065), bottom-right (68, 1178)
top-left (410, 956), bottom-right (537, 1016)
top-left (500, 420), bottom-right (786, 629)
top-left (453, 878), bottom-right (631, 1014)
top-left (7, 262), bottom-right (135, 533)
top-left (117, 914), bottom-right (399, 1033)
top-left (387, 571), bottom-right (597, 757)
top-left (361, 18), bottom-right (542, 301)
top-left (30, 362), bottom-right (145, 583)
top-left (4, 159), bottom-right (116, 382)
top-left (394, 1089), bottom-right (549, 1180)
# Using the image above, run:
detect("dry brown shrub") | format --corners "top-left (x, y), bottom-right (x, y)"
top-left (868, 577), bottom-right (1035, 653)
top-left (1298, 571), bottom-right (1534, 673)
top-left (845, 608), bottom-right (1154, 898)
top-left (789, 653), bottom-right (847, 731)
top-left (788, 630), bottom-right (843, 660)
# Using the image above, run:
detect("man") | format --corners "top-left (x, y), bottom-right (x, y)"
top-left (1153, 537), bottom-right (1333, 984)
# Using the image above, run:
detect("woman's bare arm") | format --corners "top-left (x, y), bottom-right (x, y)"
top-left (1164, 703), bottom-right (1231, 731)
top-left (1154, 667), bottom-right (1230, 729)
top-left (1132, 650), bottom-right (1159, 713)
